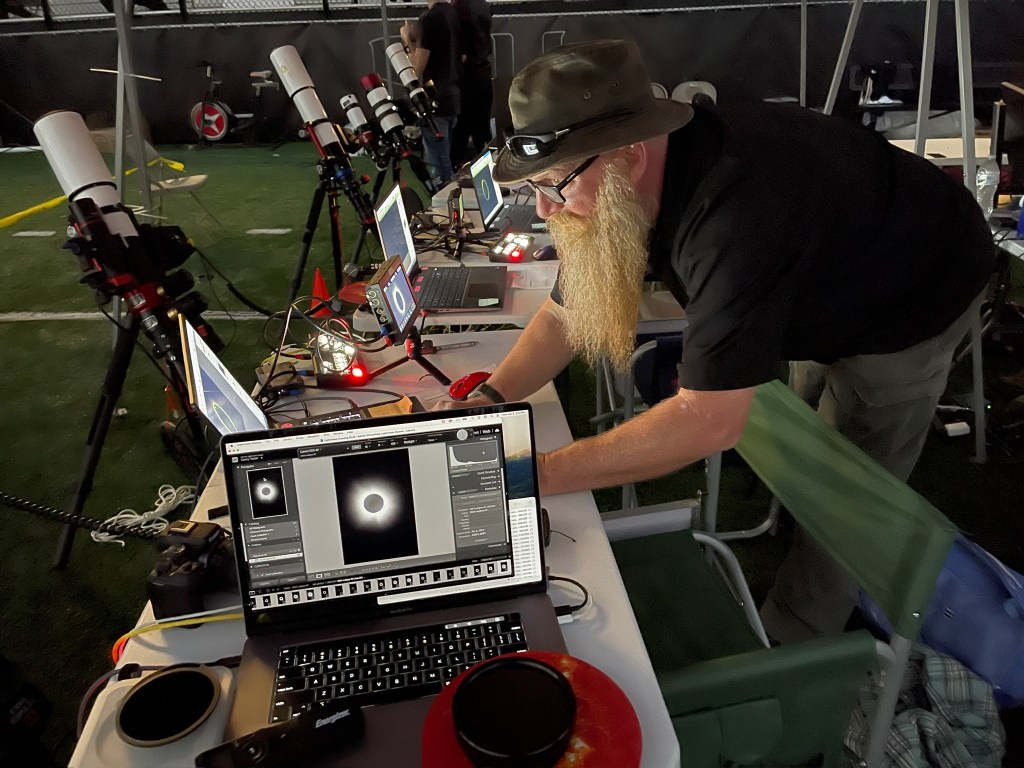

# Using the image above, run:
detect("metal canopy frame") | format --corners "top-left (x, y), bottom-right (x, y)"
top-left (815, 0), bottom-right (987, 463)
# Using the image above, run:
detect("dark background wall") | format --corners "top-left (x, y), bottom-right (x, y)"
top-left (2, 1), bottom-right (1023, 145)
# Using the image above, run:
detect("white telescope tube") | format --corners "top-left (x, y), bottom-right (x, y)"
top-left (33, 111), bottom-right (137, 241)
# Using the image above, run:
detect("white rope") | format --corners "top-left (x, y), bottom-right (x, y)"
top-left (90, 484), bottom-right (196, 546)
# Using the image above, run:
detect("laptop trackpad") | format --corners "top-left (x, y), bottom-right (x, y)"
top-left (466, 283), bottom-right (500, 299)
top-left (307, 698), bottom-right (431, 766)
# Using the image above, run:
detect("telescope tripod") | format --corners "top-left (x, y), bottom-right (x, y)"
top-left (287, 157), bottom-right (377, 314)
top-left (365, 326), bottom-right (451, 387)
top-left (52, 314), bottom-right (207, 570)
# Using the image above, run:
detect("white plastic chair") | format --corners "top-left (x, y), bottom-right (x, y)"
top-left (671, 80), bottom-right (718, 105)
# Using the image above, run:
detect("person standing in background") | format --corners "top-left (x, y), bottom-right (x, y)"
top-left (451, 0), bottom-right (493, 167)
top-left (401, 0), bottom-right (461, 190)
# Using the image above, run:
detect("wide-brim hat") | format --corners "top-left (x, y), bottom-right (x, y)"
top-left (492, 39), bottom-right (693, 183)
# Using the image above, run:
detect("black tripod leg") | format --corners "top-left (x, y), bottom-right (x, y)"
top-left (352, 169), bottom-right (390, 266)
top-left (53, 319), bottom-right (139, 570)
top-left (404, 153), bottom-right (434, 191)
top-left (413, 354), bottom-right (452, 386)
top-left (287, 181), bottom-right (328, 312)
top-left (326, 186), bottom-right (345, 290)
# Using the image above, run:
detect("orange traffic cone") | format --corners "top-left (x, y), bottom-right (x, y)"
top-left (310, 268), bottom-right (333, 318)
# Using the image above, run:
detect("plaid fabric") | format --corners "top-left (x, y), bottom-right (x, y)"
top-left (845, 644), bottom-right (1005, 768)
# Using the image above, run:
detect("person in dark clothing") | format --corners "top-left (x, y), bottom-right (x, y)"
top-left (450, 0), bottom-right (493, 167)
top-left (434, 39), bottom-right (997, 643)
top-left (401, 0), bottom-right (460, 189)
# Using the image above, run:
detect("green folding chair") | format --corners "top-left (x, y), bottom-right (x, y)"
top-left (612, 379), bottom-right (957, 768)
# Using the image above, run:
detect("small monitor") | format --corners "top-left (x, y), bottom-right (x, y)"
top-left (374, 183), bottom-right (418, 278)
top-left (178, 315), bottom-right (269, 434)
top-left (365, 255), bottom-right (419, 343)
top-left (469, 150), bottom-right (504, 228)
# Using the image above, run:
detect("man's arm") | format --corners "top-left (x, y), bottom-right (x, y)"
top-left (485, 298), bottom-right (574, 401)
top-left (400, 20), bottom-right (429, 79)
top-left (433, 298), bottom-right (574, 409)
top-left (538, 385), bottom-right (755, 496)
top-left (409, 46), bottom-right (430, 80)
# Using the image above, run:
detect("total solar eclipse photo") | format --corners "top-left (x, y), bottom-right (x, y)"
top-left (246, 467), bottom-right (289, 519)
top-left (333, 451), bottom-right (419, 565)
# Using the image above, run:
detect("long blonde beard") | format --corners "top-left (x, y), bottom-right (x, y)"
top-left (547, 162), bottom-right (652, 371)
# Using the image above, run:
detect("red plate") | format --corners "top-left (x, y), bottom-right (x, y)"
top-left (422, 651), bottom-right (642, 767)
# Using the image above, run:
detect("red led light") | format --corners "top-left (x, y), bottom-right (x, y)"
top-left (351, 367), bottom-right (366, 379)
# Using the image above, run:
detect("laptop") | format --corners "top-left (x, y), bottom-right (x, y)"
top-left (468, 150), bottom-right (543, 233)
top-left (375, 182), bottom-right (508, 313)
top-left (220, 403), bottom-right (566, 765)
top-left (177, 316), bottom-right (409, 433)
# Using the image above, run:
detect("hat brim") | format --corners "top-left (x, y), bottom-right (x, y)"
top-left (492, 100), bottom-right (694, 183)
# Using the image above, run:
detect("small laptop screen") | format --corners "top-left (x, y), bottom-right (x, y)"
top-left (222, 404), bottom-right (544, 631)
top-left (469, 150), bottom-right (504, 228)
top-left (179, 316), bottom-right (269, 434)
top-left (375, 183), bottom-right (418, 279)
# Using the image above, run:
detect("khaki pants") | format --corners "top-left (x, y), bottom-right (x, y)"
top-left (760, 297), bottom-right (980, 643)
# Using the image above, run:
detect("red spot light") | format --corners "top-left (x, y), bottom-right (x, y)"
top-left (351, 367), bottom-right (366, 379)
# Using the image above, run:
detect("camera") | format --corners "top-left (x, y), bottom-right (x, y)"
top-left (146, 520), bottom-right (238, 621)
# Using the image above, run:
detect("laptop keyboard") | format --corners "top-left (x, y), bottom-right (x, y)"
top-left (416, 267), bottom-right (470, 309)
top-left (271, 613), bottom-right (527, 721)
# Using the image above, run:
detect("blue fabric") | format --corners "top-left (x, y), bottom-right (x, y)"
top-left (860, 536), bottom-right (1024, 708)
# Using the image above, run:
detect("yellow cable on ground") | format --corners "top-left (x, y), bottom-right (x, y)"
top-left (0, 194), bottom-right (66, 229)
top-left (0, 156), bottom-right (187, 229)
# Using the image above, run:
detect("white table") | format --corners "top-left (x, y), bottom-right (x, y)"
top-left (74, 330), bottom-right (681, 768)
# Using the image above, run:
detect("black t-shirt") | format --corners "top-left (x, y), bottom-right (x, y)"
top-left (554, 102), bottom-right (996, 391)
top-left (419, 2), bottom-right (461, 117)
top-left (453, 0), bottom-right (492, 80)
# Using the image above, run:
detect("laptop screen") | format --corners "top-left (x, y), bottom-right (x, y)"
top-left (221, 403), bottom-right (545, 634)
top-left (375, 183), bottom-right (419, 279)
top-left (469, 150), bottom-right (504, 228)
top-left (179, 315), bottom-right (269, 434)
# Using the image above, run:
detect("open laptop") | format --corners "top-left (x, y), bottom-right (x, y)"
top-left (177, 316), bottom-right (407, 433)
top-left (220, 403), bottom-right (566, 765)
top-left (468, 150), bottom-right (543, 233)
top-left (375, 182), bottom-right (508, 313)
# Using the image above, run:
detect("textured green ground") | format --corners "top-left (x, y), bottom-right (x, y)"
top-left (2, 144), bottom-right (1022, 763)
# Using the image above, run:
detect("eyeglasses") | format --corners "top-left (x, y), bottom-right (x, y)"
top-left (503, 110), bottom-right (629, 161)
top-left (526, 155), bottom-right (598, 204)
top-left (504, 128), bottom-right (571, 160)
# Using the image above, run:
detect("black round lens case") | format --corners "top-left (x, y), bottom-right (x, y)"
top-left (452, 656), bottom-right (576, 767)
top-left (116, 664), bottom-right (220, 747)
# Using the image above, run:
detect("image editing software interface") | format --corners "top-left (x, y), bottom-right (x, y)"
top-left (469, 150), bottom-right (503, 228)
top-left (180, 316), bottom-right (269, 435)
top-left (225, 409), bottom-right (542, 618)
top-left (375, 183), bottom-right (419, 280)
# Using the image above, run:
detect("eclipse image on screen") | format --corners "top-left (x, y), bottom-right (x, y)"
top-left (333, 450), bottom-right (419, 565)
top-left (247, 467), bottom-right (289, 519)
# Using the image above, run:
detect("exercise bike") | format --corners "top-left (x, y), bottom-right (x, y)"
top-left (189, 62), bottom-right (279, 145)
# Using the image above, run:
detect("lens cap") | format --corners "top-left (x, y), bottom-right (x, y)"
top-left (116, 664), bottom-right (220, 747)
top-left (452, 656), bottom-right (576, 768)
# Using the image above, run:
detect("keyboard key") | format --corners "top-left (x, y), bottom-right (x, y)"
top-left (271, 613), bottom-right (525, 720)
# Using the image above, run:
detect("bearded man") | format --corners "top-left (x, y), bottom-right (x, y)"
top-left (437, 39), bottom-right (995, 643)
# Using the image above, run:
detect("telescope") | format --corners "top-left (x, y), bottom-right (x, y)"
top-left (270, 45), bottom-right (375, 225)
top-left (385, 42), bottom-right (443, 139)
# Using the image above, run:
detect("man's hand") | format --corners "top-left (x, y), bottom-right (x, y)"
top-left (400, 21), bottom-right (417, 47)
